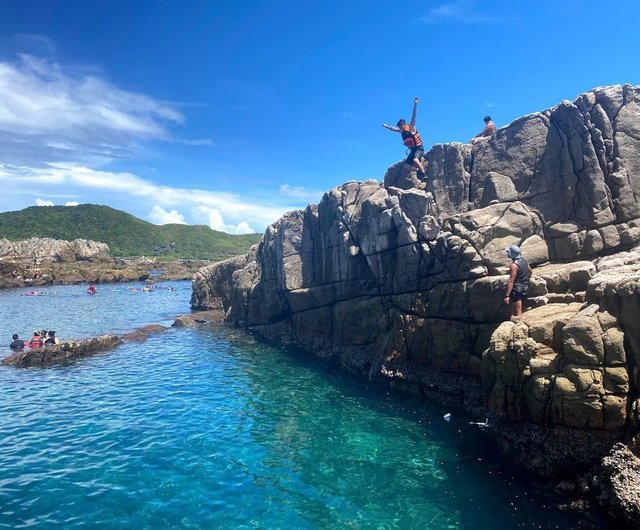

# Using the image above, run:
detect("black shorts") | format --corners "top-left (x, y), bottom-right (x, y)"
top-left (509, 290), bottom-right (527, 303)
top-left (405, 146), bottom-right (425, 165)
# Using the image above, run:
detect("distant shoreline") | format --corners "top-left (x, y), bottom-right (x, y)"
top-left (0, 257), bottom-right (209, 290)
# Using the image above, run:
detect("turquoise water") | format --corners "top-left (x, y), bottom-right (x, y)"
top-left (0, 283), bottom-right (599, 529)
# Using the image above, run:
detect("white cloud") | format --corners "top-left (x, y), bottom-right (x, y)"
top-left (0, 53), bottom-right (185, 167)
top-left (64, 201), bottom-right (80, 206)
top-left (177, 138), bottom-right (214, 146)
top-left (0, 163), bottom-right (297, 233)
top-left (35, 197), bottom-right (54, 206)
top-left (279, 184), bottom-right (324, 204)
top-left (148, 205), bottom-right (187, 225)
top-left (0, 50), bottom-right (308, 235)
top-left (420, 0), bottom-right (499, 24)
top-left (193, 205), bottom-right (254, 234)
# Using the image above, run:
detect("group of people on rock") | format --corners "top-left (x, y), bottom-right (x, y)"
top-left (384, 99), bottom-right (531, 318)
top-left (383, 97), bottom-right (497, 178)
top-left (9, 330), bottom-right (60, 350)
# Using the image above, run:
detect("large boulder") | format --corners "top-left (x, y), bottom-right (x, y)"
top-left (483, 304), bottom-right (628, 431)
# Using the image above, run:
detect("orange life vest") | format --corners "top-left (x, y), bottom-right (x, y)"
top-left (401, 125), bottom-right (423, 149)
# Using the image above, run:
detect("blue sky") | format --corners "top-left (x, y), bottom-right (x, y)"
top-left (0, 0), bottom-right (638, 233)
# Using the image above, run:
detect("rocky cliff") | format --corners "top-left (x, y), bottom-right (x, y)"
top-left (192, 85), bottom-right (640, 520)
top-left (0, 237), bottom-right (115, 263)
top-left (0, 237), bottom-right (206, 288)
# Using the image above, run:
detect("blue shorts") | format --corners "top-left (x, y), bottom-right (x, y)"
top-left (509, 290), bottom-right (526, 303)
top-left (405, 147), bottom-right (425, 166)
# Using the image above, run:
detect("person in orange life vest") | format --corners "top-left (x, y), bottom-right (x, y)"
top-left (382, 97), bottom-right (427, 177)
top-left (28, 331), bottom-right (43, 349)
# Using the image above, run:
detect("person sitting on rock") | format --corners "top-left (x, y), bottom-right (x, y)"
top-left (470, 116), bottom-right (497, 144)
top-left (9, 334), bottom-right (25, 349)
top-left (28, 331), bottom-right (43, 349)
top-left (382, 97), bottom-right (427, 177)
top-left (503, 244), bottom-right (532, 318)
top-left (44, 330), bottom-right (60, 346)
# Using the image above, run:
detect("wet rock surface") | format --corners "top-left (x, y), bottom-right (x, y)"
top-left (588, 441), bottom-right (640, 528)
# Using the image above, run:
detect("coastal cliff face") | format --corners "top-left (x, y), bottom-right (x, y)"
top-left (192, 85), bottom-right (640, 497)
top-left (0, 237), bottom-right (115, 263)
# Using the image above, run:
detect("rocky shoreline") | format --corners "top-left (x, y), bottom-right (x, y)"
top-left (190, 84), bottom-right (640, 526)
top-left (1, 311), bottom-right (223, 368)
top-left (0, 237), bottom-right (208, 288)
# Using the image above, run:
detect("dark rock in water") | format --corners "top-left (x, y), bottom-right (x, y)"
top-left (121, 324), bottom-right (167, 342)
top-left (172, 310), bottom-right (225, 328)
top-left (172, 315), bottom-right (197, 327)
top-left (592, 443), bottom-right (640, 526)
top-left (2, 334), bottom-right (123, 367)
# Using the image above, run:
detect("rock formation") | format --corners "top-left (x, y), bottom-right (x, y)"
top-left (0, 237), bottom-right (208, 288)
top-left (0, 237), bottom-right (115, 263)
top-left (2, 334), bottom-right (123, 367)
top-left (191, 85), bottom-right (640, 523)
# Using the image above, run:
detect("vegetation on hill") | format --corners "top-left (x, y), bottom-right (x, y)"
top-left (0, 204), bottom-right (262, 260)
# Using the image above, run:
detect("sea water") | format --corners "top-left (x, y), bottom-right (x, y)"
top-left (0, 282), bottom-right (601, 529)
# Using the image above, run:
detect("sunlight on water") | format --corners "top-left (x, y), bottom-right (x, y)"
top-left (0, 283), bottom-right (599, 529)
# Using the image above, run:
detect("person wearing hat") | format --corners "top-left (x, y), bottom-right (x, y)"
top-left (503, 244), bottom-right (532, 317)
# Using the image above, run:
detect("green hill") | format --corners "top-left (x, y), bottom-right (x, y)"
top-left (0, 204), bottom-right (262, 260)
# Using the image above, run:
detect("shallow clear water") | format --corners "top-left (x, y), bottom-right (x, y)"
top-left (0, 283), bottom-right (599, 529)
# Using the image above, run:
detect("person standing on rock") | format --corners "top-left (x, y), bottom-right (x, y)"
top-left (382, 97), bottom-right (427, 177)
top-left (504, 244), bottom-right (532, 317)
top-left (470, 116), bottom-right (497, 144)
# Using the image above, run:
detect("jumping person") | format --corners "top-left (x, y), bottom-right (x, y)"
top-left (503, 245), bottom-right (532, 317)
top-left (382, 97), bottom-right (427, 177)
top-left (470, 116), bottom-right (497, 144)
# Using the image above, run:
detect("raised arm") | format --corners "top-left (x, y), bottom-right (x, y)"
top-left (409, 97), bottom-right (418, 128)
top-left (382, 123), bottom-right (401, 132)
